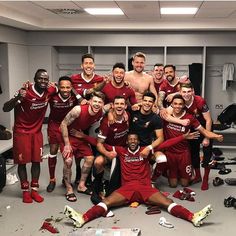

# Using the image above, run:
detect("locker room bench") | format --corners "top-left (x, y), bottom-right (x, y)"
top-left (213, 127), bottom-right (236, 149)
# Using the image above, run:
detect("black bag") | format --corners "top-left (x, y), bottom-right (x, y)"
top-left (0, 155), bottom-right (6, 192)
top-left (218, 103), bottom-right (236, 125)
top-left (0, 125), bottom-right (12, 140)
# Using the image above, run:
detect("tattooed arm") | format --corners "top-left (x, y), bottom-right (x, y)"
top-left (60, 105), bottom-right (81, 158)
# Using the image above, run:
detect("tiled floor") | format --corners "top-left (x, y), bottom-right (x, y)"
top-left (0, 147), bottom-right (236, 236)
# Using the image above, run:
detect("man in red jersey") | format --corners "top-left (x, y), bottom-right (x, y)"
top-left (46, 76), bottom-right (78, 193)
top-left (102, 62), bottom-right (137, 106)
top-left (60, 92), bottom-right (105, 201)
top-left (3, 69), bottom-right (57, 203)
top-left (71, 53), bottom-right (106, 101)
top-left (151, 63), bottom-right (165, 94)
top-left (64, 133), bottom-right (213, 228)
top-left (92, 96), bottom-right (130, 198)
top-left (158, 65), bottom-right (181, 115)
top-left (71, 53), bottom-right (106, 186)
top-left (180, 83), bottom-right (214, 190)
top-left (163, 95), bottom-right (223, 188)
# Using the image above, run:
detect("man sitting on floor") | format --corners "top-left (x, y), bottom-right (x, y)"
top-left (64, 132), bottom-right (212, 228)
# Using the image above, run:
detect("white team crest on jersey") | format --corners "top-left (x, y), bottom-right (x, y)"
top-left (181, 126), bottom-right (186, 132)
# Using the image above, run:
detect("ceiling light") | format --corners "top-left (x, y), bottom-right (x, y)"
top-left (161, 7), bottom-right (198, 15)
top-left (84, 8), bottom-right (124, 15)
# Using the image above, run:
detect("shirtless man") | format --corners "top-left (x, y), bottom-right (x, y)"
top-left (125, 52), bottom-right (158, 103)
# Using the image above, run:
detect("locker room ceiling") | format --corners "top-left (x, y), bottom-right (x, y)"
top-left (0, 1), bottom-right (236, 31)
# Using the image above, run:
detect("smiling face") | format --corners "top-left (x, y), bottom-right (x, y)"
top-left (140, 95), bottom-right (155, 114)
top-left (153, 65), bottom-right (164, 81)
top-left (164, 66), bottom-right (175, 83)
top-left (127, 133), bottom-right (139, 151)
top-left (89, 95), bottom-right (104, 114)
top-left (59, 79), bottom-right (72, 99)
top-left (34, 71), bottom-right (49, 90)
top-left (171, 97), bottom-right (185, 115)
top-left (180, 87), bottom-right (194, 102)
top-left (81, 57), bottom-right (95, 78)
top-left (132, 56), bottom-right (145, 73)
top-left (113, 97), bottom-right (127, 116)
top-left (112, 67), bottom-right (125, 86)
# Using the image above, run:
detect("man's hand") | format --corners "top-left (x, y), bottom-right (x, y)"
top-left (183, 130), bottom-right (200, 140)
top-left (106, 150), bottom-right (117, 159)
top-left (140, 147), bottom-right (151, 159)
top-left (62, 144), bottom-right (73, 159)
top-left (202, 137), bottom-right (210, 147)
top-left (70, 129), bottom-right (84, 139)
top-left (80, 99), bottom-right (89, 105)
top-left (216, 134), bottom-right (223, 142)
top-left (180, 119), bottom-right (190, 126)
top-left (165, 93), bottom-right (174, 103)
top-left (131, 103), bottom-right (141, 111)
top-left (159, 108), bottom-right (168, 119)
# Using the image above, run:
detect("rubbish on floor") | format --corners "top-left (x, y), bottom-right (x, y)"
top-left (159, 217), bottom-right (174, 228)
top-left (6, 173), bottom-right (18, 185)
top-left (68, 228), bottom-right (141, 236)
top-left (129, 202), bottom-right (139, 208)
top-left (40, 221), bottom-right (59, 234)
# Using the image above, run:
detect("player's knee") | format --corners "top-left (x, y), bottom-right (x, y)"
top-left (64, 157), bottom-right (73, 167)
top-left (84, 156), bottom-right (94, 165)
top-left (94, 156), bottom-right (105, 168)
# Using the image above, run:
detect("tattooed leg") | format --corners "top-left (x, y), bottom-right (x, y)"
top-left (78, 156), bottom-right (94, 191)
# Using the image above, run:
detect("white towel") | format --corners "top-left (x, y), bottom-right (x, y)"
top-left (222, 63), bottom-right (235, 91)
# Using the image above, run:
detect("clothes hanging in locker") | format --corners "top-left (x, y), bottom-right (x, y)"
top-left (222, 63), bottom-right (235, 91)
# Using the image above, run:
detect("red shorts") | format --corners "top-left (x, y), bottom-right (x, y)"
top-left (13, 132), bottom-right (43, 164)
top-left (166, 149), bottom-right (192, 179)
top-left (115, 182), bottom-right (158, 204)
top-left (47, 121), bottom-right (63, 144)
top-left (60, 136), bottom-right (94, 159)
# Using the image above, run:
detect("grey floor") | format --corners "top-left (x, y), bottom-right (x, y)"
top-left (0, 146), bottom-right (236, 236)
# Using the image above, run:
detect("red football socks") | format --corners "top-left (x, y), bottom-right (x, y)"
top-left (168, 203), bottom-right (193, 222)
top-left (83, 202), bottom-right (107, 222)
top-left (201, 167), bottom-right (210, 191)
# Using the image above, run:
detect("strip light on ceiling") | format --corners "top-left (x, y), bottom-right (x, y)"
top-left (161, 7), bottom-right (198, 15)
top-left (85, 8), bottom-right (124, 15)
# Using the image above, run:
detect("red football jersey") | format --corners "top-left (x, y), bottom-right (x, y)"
top-left (102, 82), bottom-right (137, 105)
top-left (48, 93), bottom-right (78, 124)
top-left (14, 84), bottom-right (57, 133)
top-left (185, 95), bottom-right (209, 125)
top-left (69, 104), bottom-right (103, 132)
top-left (163, 111), bottom-right (201, 153)
top-left (71, 73), bottom-right (104, 97)
top-left (114, 146), bottom-right (152, 186)
top-left (159, 79), bottom-right (180, 96)
top-left (98, 115), bottom-right (129, 146)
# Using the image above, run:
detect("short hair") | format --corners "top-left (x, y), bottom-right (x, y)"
top-left (142, 91), bottom-right (156, 102)
top-left (58, 76), bottom-right (71, 84)
top-left (91, 91), bottom-right (105, 102)
top-left (132, 52), bottom-right (146, 61)
top-left (34, 69), bottom-right (47, 80)
top-left (154, 63), bottom-right (164, 68)
top-left (164, 64), bottom-right (176, 71)
top-left (171, 94), bottom-right (185, 103)
top-left (112, 62), bottom-right (126, 71)
top-left (113, 95), bottom-right (126, 103)
top-left (82, 53), bottom-right (94, 63)
top-left (180, 82), bottom-right (194, 89)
